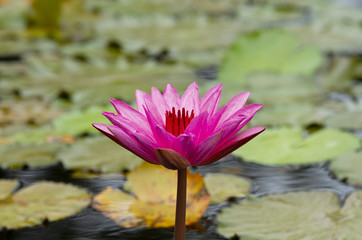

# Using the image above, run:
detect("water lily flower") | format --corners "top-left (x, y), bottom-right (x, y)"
top-left (93, 82), bottom-right (265, 170)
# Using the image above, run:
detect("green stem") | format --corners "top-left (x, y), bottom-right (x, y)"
top-left (174, 168), bottom-right (187, 240)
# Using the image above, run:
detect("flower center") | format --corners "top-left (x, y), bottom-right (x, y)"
top-left (165, 107), bottom-right (194, 136)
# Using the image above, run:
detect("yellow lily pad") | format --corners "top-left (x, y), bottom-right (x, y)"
top-left (0, 181), bottom-right (91, 229)
top-left (204, 173), bottom-right (250, 204)
top-left (93, 163), bottom-right (210, 228)
top-left (0, 179), bottom-right (18, 201)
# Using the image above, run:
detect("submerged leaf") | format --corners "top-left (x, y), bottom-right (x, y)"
top-left (204, 173), bottom-right (250, 204)
top-left (93, 163), bottom-right (210, 228)
top-left (233, 127), bottom-right (361, 165)
top-left (0, 181), bottom-right (91, 229)
top-left (217, 190), bottom-right (362, 239)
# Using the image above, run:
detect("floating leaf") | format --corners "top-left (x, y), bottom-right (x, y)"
top-left (0, 143), bottom-right (62, 169)
top-left (325, 112), bottom-right (362, 130)
top-left (219, 29), bottom-right (323, 84)
top-left (59, 137), bottom-right (142, 173)
top-left (54, 105), bottom-right (114, 136)
top-left (247, 74), bottom-right (323, 105)
top-left (204, 173), bottom-right (250, 204)
top-left (93, 163), bottom-right (210, 228)
top-left (217, 191), bottom-right (362, 239)
top-left (233, 127), bottom-right (361, 165)
top-left (330, 152), bottom-right (362, 186)
top-left (0, 181), bottom-right (91, 229)
top-left (251, 103), bottom-right (322, 127)
top-left (0, 179), bottom-right (18, 201)
top-left (0, 98), bottom-right (63, 126)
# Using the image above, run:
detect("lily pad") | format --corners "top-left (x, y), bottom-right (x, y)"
top-left (0, 179), bottom-right (18, 201)
top-left (0, 98), bottom-right (63, 126)
top-left (0, 143), bottom-right (62, 169)
top-left (4, 64), bottom-right (196, 107)
top-left (58, 137), bottom-right (143, 173)
top-left (53, 105), bottom-right (114, 136)
top-left (0, 181), bottom-right (91, 229)
top-left (233, 127), bottom-right (361, 165)
top-left (325, 112), bottom-right (362, 130)
top-left (93, 163), bottom-right (210, 228)
top-left (330, 152), bottom-right (362, 186)
top-left (246, 74), bottom-right (323, 105)
top-left (5, 125), bottom-right (75, 144)
top-left (218, 29), bottom-right (323, 84)
top-left (204, 173), bottom-right (250, 204)
top-left (217, 190), bottom-right (362, 239)
top-left (251, 103), bottom-right (323, 127)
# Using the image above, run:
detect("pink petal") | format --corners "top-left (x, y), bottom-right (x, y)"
top-left (190, 131), bottom-right (222, 165)
top-left (151, 87), bottom-right (170, 123)
top-left (172, 134), bottom-right (196, 159)
top-left (154, 148), bottom-right (191, 170)
top-left (217, 92), bottom-right (250, 127)
top-left (136, 89), bottom-right (164, 126)
top-left (109, 99), bottom-right (148, 126)
top-left (180, 82), bottom-right (200, 115)
top-left (143, 108), bottom-right (176, 147)
top-left (213, 104), bottom-right (262, 143)
top-left (200, 127), bottom-right (265, 166)
top-left (232, 104), bottom-right (263, 134)
top-left (102, 111), bottom-right (153, 138)
top-left (107, 126), bottom-right (159, 164)
top-left (215, 115), bottom-right (247, 143)
top-left (92, 123), bottom-right (123, 146)
top-left (200, 84), bottom-right (223, 116)
top-left (184, 111), bottom-right (209, 144)
top-left (163, 84), bottom-right (180, 109)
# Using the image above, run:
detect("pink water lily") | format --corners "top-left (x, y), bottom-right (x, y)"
top-left (93, 82), bottom-right (265, 170)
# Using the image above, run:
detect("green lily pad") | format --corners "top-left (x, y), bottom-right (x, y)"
top-left (217, 190), bottom-right (362, 239)
top-left (0, 143), bottom-right (62, 169)
top-left (330, 152), bottom-right (362, 186)
top-left (58, 137), bottom-right (143, 173)
top-left (0, 181), bottom-right (91, 229)
top-left (54, 105), bottom-right (114, 136)
top-left (204, 173), bottom-right (250, 204)
top-left (0, 180), bottom-right (18, 201)
top-left (233, 127), bottom-right (361, 165)
top-left (218, 29), bottom-right (323, 84)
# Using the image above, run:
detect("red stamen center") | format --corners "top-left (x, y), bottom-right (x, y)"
top-left (165, 107), bottom-right (195, 136)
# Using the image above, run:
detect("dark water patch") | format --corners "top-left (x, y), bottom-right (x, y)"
top-left (0, 206), bottom-right (227, 240)
top-left (195, 66), bottom-right (218, 81)
top-left (194, 156), bottom-right (355, 201)
top-left (0, 55), bottom-right (22, 63)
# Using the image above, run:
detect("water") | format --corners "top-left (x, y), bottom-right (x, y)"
top-left (0, 155), bottom-right (355, 240)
